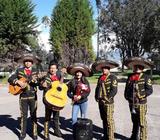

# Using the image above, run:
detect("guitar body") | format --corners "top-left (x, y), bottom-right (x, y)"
top-left (44, 81), bottom-right (68, 111)
top-left (9, 77), bottom-right (27, 95)
top-left (8, 72), bottom-right (47, 96)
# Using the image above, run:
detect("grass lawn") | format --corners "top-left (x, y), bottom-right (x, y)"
top-left (0, 75), bottom-right (9, 84)
top-left (87, 72), bottom-right (160, 85)
top-left (152, 75), bottom-right (160, 84)
top-left (1, 72), bottom-right (160, 85)
top-left (87, 74), bottom-right (99, 84)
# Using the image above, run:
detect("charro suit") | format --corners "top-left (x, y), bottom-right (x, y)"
top-left (95, 74), bottom-right (118, 140)
top-left (124, 72), bottom-right (153, 140)
top-left (8, 67), bottom-right (38, 139)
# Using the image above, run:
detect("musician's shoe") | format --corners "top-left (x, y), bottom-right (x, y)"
top-left (128, 135), bottom-right (139, 140)
top-left (32, 135), bottom-right (38, 140)
top-left (54, 129), bottom-right (63, 137)
top-left (44, 137), bottom-right (50, 140)
top-left (100, 137), bottom-right (104, 140)
top-left (100, 136), bottom-right (107, 140)
top-left (19, 136), bottom-right (25, 140)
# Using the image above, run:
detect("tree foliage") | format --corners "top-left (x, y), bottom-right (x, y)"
top-left (50, 0), bottom-right (95, 66)
top-left (0, 0), bottom-right (38, 59)
top-left (99, 0), bottom-right (160, 61)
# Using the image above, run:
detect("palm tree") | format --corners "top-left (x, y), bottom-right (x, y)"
top-left (41, 16), bottom-right (51, 28)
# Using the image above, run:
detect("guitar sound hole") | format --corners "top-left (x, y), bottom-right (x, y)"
top-left (57, 87), bottom-right (62, 91)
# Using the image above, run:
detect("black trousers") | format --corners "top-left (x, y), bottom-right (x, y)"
top-left (44, 107), bottom-right (60, 138)
top-left (98, 102), bottom-right (114, 140)
top-left (45, 107), bottom-right (59, 122)
top-left (129, 104), bottom-right (147, 140)
top-left (19, 97), bottom-right (37, 137)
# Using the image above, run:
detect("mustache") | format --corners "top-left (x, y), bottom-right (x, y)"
top-left (49, 70), bottom-right (56, 73)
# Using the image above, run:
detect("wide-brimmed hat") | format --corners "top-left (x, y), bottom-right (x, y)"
top-left (67, 63), bottom-right (91, 77)
top-left (124, 57), bottom-right (154, 69)
top-left (15, 54), bottom-right (40, 64)
top-left (92, 59), bottom-right (119, 72)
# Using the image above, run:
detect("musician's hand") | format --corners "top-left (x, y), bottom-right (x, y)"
top-left (134, 97), bottom-right (139, 103)
top-left (95, 99), bottom-right (99, 102)
top-left (42, 81), bottom-right (48, 88)
top-left (73, 95), bottom-right (78, 101)
top-left (81, 84), bottom-right (88, 91)
top-left (32, 75), bottom-right (38, 82)
top-left (77, 95), bottom-right (81, 100)
top-left (16, 80), bottom-right (27, 89)
top-left (22, 83), bottom-right (27, 89)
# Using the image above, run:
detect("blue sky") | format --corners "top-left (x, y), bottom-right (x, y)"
top-left (33, 0), bottom-right (56, 19)
top-left (32, 0), bottom-right (57, 34)
top-left (32, 0), bottom-right (97, 23)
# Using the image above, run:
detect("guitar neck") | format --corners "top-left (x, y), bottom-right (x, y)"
top-left (32, 71), bottom-right (47, 81)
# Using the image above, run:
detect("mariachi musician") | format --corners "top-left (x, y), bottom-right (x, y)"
top-left (124, 57), bottom-right (153, 140)
top-left (39, 61), bottom-right (63, 140)
top-left (8, 54), bottom-right (39, 140)
top-left (92, 59), bottom-right (119, 140)
top-left (67, 63), bottom-right (91, 126)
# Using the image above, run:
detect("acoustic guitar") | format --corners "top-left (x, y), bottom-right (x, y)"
top-left (9, 77), bottom-right (27, 95)
top-left (9, 72), bottom-right (47, 95)
top-left (44, 75), bottom-right (68, 111)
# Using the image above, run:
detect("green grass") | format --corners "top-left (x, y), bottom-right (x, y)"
top-left (0, 76), bottom-right (8, 84)
top-left (152, 75), bottom-right (160, 85)
top-left (87, 73), bottom-right (160, 85)
top-left (118, 70), bottom-right (133, 76)
top-left (1, 73), bottom-right (160, 85)
top-left (87, 75), bottom-right (99, 84)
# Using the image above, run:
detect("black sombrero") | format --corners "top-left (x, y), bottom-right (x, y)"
top-left (67, 63), bottom-right (91, 77)
top-left (92, 59), bottom-right (119, 72)
top-left (15, 54), bottom-right (41, 64)
top-left (124, 57), bottom-right (154, 69)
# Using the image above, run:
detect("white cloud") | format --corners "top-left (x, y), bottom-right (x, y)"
top-left (38, 32), bottom-right (51, 51)
top-left (92, 34), bottom-right (98, 53)
top-left (36, 23), bottom-right (51, 52)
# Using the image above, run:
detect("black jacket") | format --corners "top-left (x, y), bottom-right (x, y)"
top-left (8, 67), bottom-right (38, 99)
top-left (67, 77), bottom-right (90, 104)
top-left (95, 74), bottom-right (118, 104)
top-left (124, 72), bottom-right (153, 104)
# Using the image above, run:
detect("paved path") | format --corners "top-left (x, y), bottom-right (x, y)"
top-left (0, 84), bottom-right (160, 140)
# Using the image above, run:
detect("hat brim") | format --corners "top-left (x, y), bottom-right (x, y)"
top-left (17, 57), bottom-right (38, 64)
top-left (124, 57), bottom-right (154, 69)
top-left (67, 64), bottom-right (91, 77)
top-left (92, 60), bottom-right (119, 72)
top-left (16, 54), bottom-right (40, 64)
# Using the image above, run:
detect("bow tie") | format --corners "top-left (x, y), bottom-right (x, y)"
top-left (130, 74), bottom-right (140, 81)
top-left (25, 68), bottom-right (32, 76)
top-left (100, 74), bottom-right (107, 81)
top-left (51, 75), bottom-right (59, 81)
